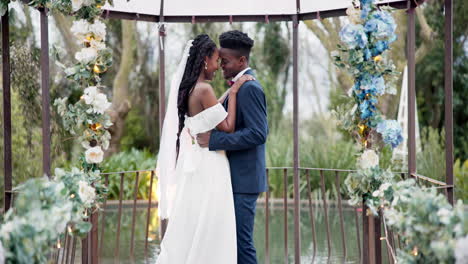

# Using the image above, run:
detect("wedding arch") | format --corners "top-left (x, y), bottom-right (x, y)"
top-left (1, 0), bottom-right (456, 263)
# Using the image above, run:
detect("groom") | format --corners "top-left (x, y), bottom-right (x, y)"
top-left (197, 30), bottom-right (268, 264)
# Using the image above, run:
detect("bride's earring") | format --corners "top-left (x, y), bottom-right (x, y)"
top-left (204, 61), bottom-right (208, 70)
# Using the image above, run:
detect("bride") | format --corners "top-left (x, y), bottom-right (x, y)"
top-left (155, 34), bottom-right (254, 263)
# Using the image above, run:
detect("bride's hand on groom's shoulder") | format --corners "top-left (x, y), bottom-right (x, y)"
top-left (231, 74), bottom-right (255, 94)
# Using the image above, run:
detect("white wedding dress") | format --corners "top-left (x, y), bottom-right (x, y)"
top-left (156, 103), bottom-right (237, 264)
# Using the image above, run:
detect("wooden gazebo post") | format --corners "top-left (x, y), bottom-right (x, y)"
top-left (2, 8), bottom-right (12, 213)
top-left (444, 0), bottom-right (454, 206)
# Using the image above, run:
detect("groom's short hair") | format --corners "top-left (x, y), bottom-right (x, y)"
top-left (219, 30), bottom-right (254, 60)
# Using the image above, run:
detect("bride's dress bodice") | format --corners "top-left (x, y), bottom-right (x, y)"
top-left (184, 103), bottom-right (227, 137)
top-left (179, 103), bottom-right (228, 174)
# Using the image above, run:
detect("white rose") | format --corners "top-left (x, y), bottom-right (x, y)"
top-left (89, 20), bottom-right (106, 41)
top-left (455, 235), bottom-right (468, 264)
top-left (85, 146), bottom-right (104, 164)
top-left (83, 86), bottom-right (99, 105)
top-left (89, 39), bottom-right (106, 50)
top-left (75, 47), bottom-right (98, 64)
top-left (71, 0), bottom-right (84, 12)
top-left (70, 19), bottom-right (90, 39)
top-left (78, 180), bottom-right (96, 206)
top-left (359, 149), bottom-right (379, 169)
top-left (92, 93), bottom-right (111, 114)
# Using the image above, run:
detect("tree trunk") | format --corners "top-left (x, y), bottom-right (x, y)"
top-left (106, 21), bottom-right (136, 156)
top-left (53, 12), bottom-right (79, 56)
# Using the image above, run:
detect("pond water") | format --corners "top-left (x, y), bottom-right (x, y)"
top-left (98, 203), bottom-right (382, 263)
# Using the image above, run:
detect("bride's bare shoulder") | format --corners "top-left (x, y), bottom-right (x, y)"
top-left (193, 82), bottom-right (214, 95)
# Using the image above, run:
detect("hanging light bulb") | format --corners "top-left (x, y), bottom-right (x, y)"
top-left (90, 123), bottom-right (102, 131)
top-left (358, 124), bottom-right (367, 135)
top-left (411, 247), bottom-right (418, 256)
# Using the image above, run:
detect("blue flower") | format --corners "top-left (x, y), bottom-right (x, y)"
top-left (358, 73), bottom-right (386, 95)
top-left (358, 97), bottom-right (378, 119)
top-left (339, 24), bottom-right (368, 49)
top-left (371, 40), bottom-right (389, 56)
top-left (376, 120), bottom-right (403, 148)
top-left (365, 18), bottom-right (394, 40)
top-left (364, 48), bottom-right (372, 60)
top-left (360, 0), bottom-right (373, 5)
top-left (361, 5), bottom-right (372, 19)
top-left (372, 11), bottom-right (396, 32)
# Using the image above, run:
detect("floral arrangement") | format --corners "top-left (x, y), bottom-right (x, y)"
top-left (0, 168), bottom-right (108, 263)
top-left (335, 1), bottom-right (467, 263)
top-left (372, 179), bottom-right (467, 263)
top-left (333, 0), bottom-right (402, 209)
top-left (0, 0), bottom-right (113, 262)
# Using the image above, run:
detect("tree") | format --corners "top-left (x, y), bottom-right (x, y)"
top-left (415, 0), bottom-right (468, 160)
top-left (303, 7), bottom-right (436, 117)
top-left (251, 22), bottom-right (290, 130)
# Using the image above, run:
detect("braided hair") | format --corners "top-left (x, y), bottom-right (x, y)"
top-left (176, 34), bottom-right (217, 155)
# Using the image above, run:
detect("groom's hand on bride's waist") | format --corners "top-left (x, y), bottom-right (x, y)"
top-left (197, 131), bottom-right (211, 148)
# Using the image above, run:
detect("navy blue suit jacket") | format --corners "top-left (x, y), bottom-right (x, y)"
top-left (209, 69), bottom-right (268, 194)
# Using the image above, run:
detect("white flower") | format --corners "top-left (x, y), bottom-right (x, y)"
top-left (346, 6), bottom-right (362, 24)
top-left (78, 180), bottom-right (96, 206)
top-left (83, 87), bottom-right (111, 114)
top-left (0, 221), bottom-right (16, 236)
top-left (83, 86), bottom-right (99, 104)
top-left (0, 240), bottom-right (5, 264)
top-left (89, 20), bottom-right (106, 41)
top-left (54, 168), bottom-right (66, 179)
top-left (455, 235), bottom-right (468, 264)
top-left (85, 146), bottom-right (104, 164)
top-left (71, 0), bottom-right (84, 12)
top-left (359, 149), bottom-right (379, 169)
top-left (89, 39), bottom-right (106, 50)
top-left (437, 207), bottom-right (452, 225)
top-left (75, 47), bottom-right (98, 64)
top-left (92, 93), bottom-right (112, 114)
top-left (71, 19), bottom-right (90, 39)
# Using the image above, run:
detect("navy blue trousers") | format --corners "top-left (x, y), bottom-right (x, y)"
top-left (233, 193), bottom-right (259, 264)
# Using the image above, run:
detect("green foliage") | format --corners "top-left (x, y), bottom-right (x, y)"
top-left (120, 107), bottom-right (151, 151)
top-left (252, 22), bottom-right (290, 130)
top-left (266, 116), bottom-right (357, 198)
top-left (418, 127), bottom-right (446, 182)
top-left (416, 0), bottom-right (468, 160)
top-left (454, 159), bottom-right (468, 202)
top-left (101, 148), bottom-right (156, 200)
